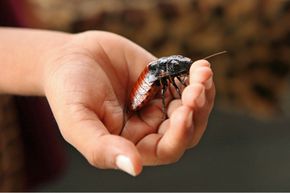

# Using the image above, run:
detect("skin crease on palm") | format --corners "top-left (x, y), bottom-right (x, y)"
top-left (0, 29), bottom-right (215, 176)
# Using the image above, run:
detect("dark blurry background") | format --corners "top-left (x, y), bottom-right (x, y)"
top-left (26, 0), bottom-right (290, 118)
top-left (2, 0), bottom-right (290, 191)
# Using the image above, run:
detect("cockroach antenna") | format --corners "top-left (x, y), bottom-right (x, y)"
top-left (203, 50), bottom-right (227, 60)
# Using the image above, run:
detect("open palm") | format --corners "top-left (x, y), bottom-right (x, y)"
top-left (43, 31), bottom-right (215, 176)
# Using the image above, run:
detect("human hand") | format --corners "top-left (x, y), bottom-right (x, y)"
top-left (43, 31), bottom-right (215, 176)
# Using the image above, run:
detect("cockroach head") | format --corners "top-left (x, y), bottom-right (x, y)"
top-left (149, 55), bottom-right (193, 77)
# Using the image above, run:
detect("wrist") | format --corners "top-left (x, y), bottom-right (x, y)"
top-left (40, 32), bottom-right (74, 97)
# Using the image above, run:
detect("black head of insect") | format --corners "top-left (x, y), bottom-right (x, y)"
top-left (148, 55), bottom-right (193, 79)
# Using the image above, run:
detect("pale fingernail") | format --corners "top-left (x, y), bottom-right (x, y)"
top-left (116, 155), bottom-right (136, 176)
top-left (196, 89), bottom-right (206, 107)
top-left (204, 77), bottom-right (213, 89)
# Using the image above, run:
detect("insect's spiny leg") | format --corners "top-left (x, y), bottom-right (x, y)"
top-left (169, 76), bottom-right (181, 98)
top-left (160, 79), bottom-right (168, 119)
top-left (177, 76), bottom-right (187, 87)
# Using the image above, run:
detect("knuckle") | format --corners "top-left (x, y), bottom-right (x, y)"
top-left (83, 144), bottom-right (99, 167)
top-left (189, 139), bottom-right (200, 149)
top-left (86, 151), bottom-right (98, 167)
top-left (157, 146), bottom-right (183, 164)
top-left (164, 153), bottom-right (182, 164)
top-left (82, 136), bottom-right (110, 169)
top-left (85, 145), bottom-right (107, 169)
top-left (189, 82), bottom-right (204, 93)
top-left (188, 135), bottom-right (202, 149)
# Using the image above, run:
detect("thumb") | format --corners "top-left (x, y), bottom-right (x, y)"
top-left (59, 113), bottom-right (143, 176)
top-left (84, 133), bottom-right (143, 176)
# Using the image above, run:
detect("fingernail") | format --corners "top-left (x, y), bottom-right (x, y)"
top-left (196, 89), bottom-right (206, 107)
top-left (116, 155), bottom-right (136, 176)
top-left (204, 77), bottom-right (213, 89)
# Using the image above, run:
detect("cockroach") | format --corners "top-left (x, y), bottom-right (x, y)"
top-left (128, 51), bottom-right (227, 118)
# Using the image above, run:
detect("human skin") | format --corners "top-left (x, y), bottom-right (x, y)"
top-left (0, 27), bottom-right (215, 176)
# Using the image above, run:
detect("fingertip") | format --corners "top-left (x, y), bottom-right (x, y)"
top-left (130, 151), bottom-right (143, 176)
top-left (115, 154), bottom-right (143, 176)
top-left (112, 137), bottom-right (143, 176)
top-left (194, 59), bottom-right (211, 66)
top-left (190, 59), bottom-right (211, 74)
top-left (190, 66), bottom-right (213, 85)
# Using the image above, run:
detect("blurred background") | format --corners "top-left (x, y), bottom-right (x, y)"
top-left (0, 0), bottom-right (290, 191)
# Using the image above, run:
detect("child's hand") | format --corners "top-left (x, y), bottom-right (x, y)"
top-left (0, 28), bottom-right (215, 176)
top-left (43, 31), bottom-right (215, 176)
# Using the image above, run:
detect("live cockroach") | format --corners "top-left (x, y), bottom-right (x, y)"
top-left (128, 51), bottom-right (227, 118)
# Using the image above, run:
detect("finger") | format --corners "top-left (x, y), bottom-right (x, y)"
top-left (157, 106), bottom-right (193, 164)
top-left (158, 99), bottom-right (182, 135)
top-left (191, 67), bottom-right (213, 89)
top-left (157, 119), bottom-right (170, 135)
top-left (121, 99), bottom-right (163, 144)
top-left (122, 91), bottom-right (173, 144)
top-left (137, 106), bottom-right (193, 165)
top-left (182, 83), bottom-right (205, 108)
top-left (136, 133), bottom-right (163, 165)
top-left (122, 96), bottom-right (182, 145)
top-left (55, 105), bottom-right (142, 176)
top-left (186, 60), bottom-right (216, 148)
top-left (167, 99), bottom-right (182, 118)
top-left (189, 83), bottom-right (216, 148)
top-left (190, 59), bottom-right (211, 74)
top-left (190, 62), bottom-right (213, 89)
top-left (185, 60), bottom-right (213, 108)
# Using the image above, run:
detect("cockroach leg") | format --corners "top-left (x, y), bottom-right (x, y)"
top-left (177, 76), bottom-right (187, 87)
top-left (160, 79), bottom-right (168, 119)
top-left (169, 76), bottom-right (181, 97)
